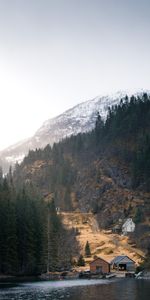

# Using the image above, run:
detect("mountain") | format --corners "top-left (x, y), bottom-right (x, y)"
top-left (1, 93), bottom-right (150, 275)
top-left (0, 89), bottom-right (149, 173)
top-left (13, 93), bottom-right (150, 258)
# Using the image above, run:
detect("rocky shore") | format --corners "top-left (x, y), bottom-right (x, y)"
top-left (136, 271), bottom-right (150, 279)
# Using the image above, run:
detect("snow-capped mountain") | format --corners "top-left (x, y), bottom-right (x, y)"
top-left (0, 90), bottom-right (149, 172)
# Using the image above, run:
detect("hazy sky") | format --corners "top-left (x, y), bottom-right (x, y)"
top-left (0, 0), bottom-right (150, 150)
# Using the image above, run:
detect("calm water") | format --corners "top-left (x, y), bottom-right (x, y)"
top-left (0, 278), bottom-right (150, 300)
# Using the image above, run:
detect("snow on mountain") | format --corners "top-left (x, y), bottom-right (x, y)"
top-left (0, 89), bottom-right (149, 173)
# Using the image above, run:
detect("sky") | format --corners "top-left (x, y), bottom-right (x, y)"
top-left (0, 0), bottom-right (150, 150)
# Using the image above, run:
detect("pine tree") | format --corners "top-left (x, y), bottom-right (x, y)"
top-left (47, 198), bottom-right (61, 271)
top-left (85, 241), bottom-right (91, 257)
top-left (95, 112), bottom-right (104, 144)
top-left (133, 207), bottom-right (143, 224)
top-left (77, 255), bottom-right (85, 266)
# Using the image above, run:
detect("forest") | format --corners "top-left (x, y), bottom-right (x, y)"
top-left (0, 170), bottom-right (78, 275)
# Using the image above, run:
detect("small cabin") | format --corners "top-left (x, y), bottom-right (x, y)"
top-left (111, 255), bottom-right (135, 271)
top-left (122, 218), bottom-right (135, 235)
top-left (90, 257), bottom-right (110, 274)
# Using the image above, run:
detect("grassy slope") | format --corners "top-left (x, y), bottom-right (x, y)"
top-left (61, 212), bottom-right (144, 267)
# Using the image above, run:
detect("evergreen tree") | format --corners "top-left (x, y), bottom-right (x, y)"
top-left (77, 254), bottom-right (85, 266)
top-left (133, 207), bottom-right (143, 224)
top-left (85, 241), bottom-right (91, 257)
top-left (95, 112), bottom-right (104, 145)
top-left (47, 198), bottom-right (61, 271)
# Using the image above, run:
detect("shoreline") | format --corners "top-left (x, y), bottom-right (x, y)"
top-left (0, 270), bottom-right (150, 284)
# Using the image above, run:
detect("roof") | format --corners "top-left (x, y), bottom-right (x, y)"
top-left (90, 257), bottom-right (110, 266)
top-left (122, 218), bottom-right (135, 227)
top-left (111, 255), bottom-right (135, 265)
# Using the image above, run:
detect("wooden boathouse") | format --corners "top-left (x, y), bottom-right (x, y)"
top-left (111, 255), bottom-right (135, 271)
top-left (90, 257), bottom-right (110, 274)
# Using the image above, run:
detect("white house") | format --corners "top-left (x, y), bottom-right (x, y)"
top-left (122, 218), bottom-right (135, 235)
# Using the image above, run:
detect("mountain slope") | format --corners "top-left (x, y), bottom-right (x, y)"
top-left (0, 89), bottom-right (149, 173)
top-left (13, 93), bottom-right (150, 259)
top-left (61, 212), bottom-right (144, 265)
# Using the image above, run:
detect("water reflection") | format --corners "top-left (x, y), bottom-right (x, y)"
top-left (0, 279), bottom-right (149, 300)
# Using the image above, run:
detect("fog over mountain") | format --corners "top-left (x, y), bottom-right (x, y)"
top-left (0, 90), bottom-right (149, 173)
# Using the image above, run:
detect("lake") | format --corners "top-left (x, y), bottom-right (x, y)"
top-left (0, 278), bottom-right (150, 300)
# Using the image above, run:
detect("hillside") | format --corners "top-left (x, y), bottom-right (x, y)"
top-left (1, 90), bottom-right (149, 173)
top-left (61, 212), bottom-right (144, 265)
top-left (13, 93), bottom-right (150, 262)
